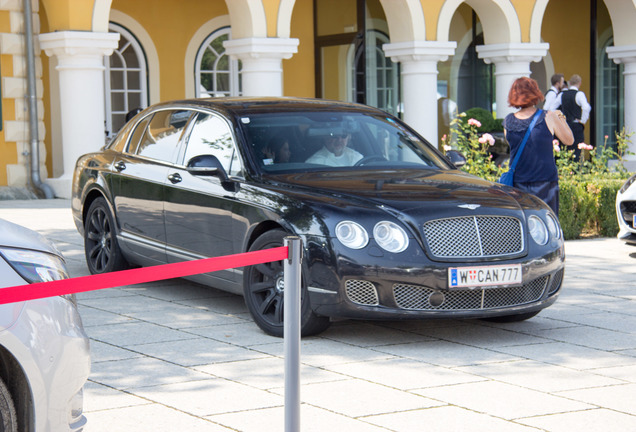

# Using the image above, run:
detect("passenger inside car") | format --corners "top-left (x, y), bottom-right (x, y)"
top-left (261, 131), bottom-right (292, 165)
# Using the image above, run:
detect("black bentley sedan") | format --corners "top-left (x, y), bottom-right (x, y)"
top-left (72, 97), bottom-right (565, 336)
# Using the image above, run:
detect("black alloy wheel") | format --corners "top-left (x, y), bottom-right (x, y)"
top-left (0, 377), bottom-right (17, 432)
top-left (84, 197), bottom-right (128, 274)
top-left (243, 229), bottom-right (330, 337)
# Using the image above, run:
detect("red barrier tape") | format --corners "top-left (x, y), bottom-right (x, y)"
top-left (0, 246), bottom-right (289, 305)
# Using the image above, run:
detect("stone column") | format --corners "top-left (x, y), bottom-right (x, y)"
top-left (39, 31), bottom-right (119, 198)
top-left (607, 45), bottom-right (636, 167)
top-left (382, 41), bottom-right (457, 145)
top-left (223, 38), bottom-right (299, 97)
top-left (476, 43), bottom-right (549, 118)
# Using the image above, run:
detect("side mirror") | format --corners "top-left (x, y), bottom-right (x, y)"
top-left (187, 154), bottom-right (224, 177)
top-left (186, 155), bottom-right (238, 192)
top-left (445, 150), bottom-right (466, 169)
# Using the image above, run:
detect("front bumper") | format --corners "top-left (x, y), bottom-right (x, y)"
top-left (2, 296), bottom-right (90, 431)
top-left (616, 188), bottom-right (636, 246)
top-left (304, 235), bottom-right (565, 320)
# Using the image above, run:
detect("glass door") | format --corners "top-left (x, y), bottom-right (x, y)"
top-left (314, 0), bottom-right (399, 114)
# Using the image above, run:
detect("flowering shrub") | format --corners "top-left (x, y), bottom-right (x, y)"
top-left (555, 127), bottom-right (634, 179)
top-left (444, 112), bottom-right (634, 183)
top-left (441, 114), bottom-right (505, 181)
top-left (443, 114), bottom-right (635, 239)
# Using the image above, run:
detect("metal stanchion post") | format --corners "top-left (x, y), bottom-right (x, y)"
top-left (284, 236), bottom-right (302, 432)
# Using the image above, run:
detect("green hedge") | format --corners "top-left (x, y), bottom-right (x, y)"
top-left (558, 178), bottom-right (623, 239)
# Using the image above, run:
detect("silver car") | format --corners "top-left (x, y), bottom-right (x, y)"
top-left (0, 218), bottom-right (90, 431)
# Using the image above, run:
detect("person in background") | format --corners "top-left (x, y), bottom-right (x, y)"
top-left (544, 73), bottom-right (565, 110)
top-left (503, 77), bottom-right (574, 215)
top-left (552, 74), bottom-right (591, 161)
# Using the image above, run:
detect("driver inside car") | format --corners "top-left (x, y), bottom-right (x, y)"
top-left (305, 127), bottom-right (363, 166)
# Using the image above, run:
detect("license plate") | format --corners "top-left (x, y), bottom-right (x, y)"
top-left (449, 264), bottom-right (522, 288)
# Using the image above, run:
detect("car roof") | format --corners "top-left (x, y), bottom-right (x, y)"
top-left (145, 97), bottom-right (386, 118)
top-left (0, 218), bottom-right (61, 256)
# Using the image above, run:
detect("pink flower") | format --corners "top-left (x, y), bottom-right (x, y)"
top-left (553, 143), bottom-right (560, 153)
top-left (553, 139), bottom-right (559, 146)
top-left (441, 134), bottom-right (447, 142)
top-left (468, 118), bottom-right (481, 128)
top-left (443, 144), bottom-right (452, 152)
top-left (478, 133), bottom-right (495, 146)
top-left (577, 142), bottom-right (593, 150)
top-left (604, 135), bottom-right (609, 139)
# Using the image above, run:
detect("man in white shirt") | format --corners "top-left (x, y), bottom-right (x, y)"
top-left (544, 73), bottom-right (565, 111)
top-left (553, 74), bottom-right (592, 161)
top-left (306, 129), bottom-right (363, 166)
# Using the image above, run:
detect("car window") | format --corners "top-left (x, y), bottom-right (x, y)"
top-left (240, 111), bottom-right (452, 173)
top-left (182, 112), bottom-right (242, 176)
top-left (131, 110), bottom-right (192, 163)
top-left (127, 115), bottom-right (151, 154)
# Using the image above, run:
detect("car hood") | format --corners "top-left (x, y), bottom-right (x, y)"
top-left (265, 169), bottom-right (536, 217)
top-left (0, 218), bottom-right (62, 257)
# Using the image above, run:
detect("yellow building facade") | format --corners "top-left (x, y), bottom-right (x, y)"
top-left (1, 0), bottom-right (635, 197)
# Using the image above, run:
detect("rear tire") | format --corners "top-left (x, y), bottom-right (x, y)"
top-left (482, 311), bottom-right (540, 323)
top-left (84, 197), bottom-right (128, 274)
top-left (243, 230), bottom-right (330, 337)
top-left (0, 377), bottom-right (17, 432)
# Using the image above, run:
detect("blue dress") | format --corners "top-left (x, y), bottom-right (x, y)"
top-left (503, 110), bottom-right (560, 215)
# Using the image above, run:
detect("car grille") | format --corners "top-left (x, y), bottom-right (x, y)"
top-left (547, 269), bottom-right (564, 295)
top-left (619, 201), bottom-right (636, 228)
top-left (423, 216), bottom-right (523, 258)
top-left (393, 276), bottom-right (548, 311)
top-left (345, 280), bottom-right (379, 306)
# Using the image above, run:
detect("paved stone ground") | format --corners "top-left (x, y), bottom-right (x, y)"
top-left (1, 198), bottom-right (636, 431)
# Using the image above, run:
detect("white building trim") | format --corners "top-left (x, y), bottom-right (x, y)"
top-left (40, 31), bottom-right (119, 198)
top-left (476, 43), bottom-right (549, 118)
top-left (223, 37), bottom-right (298, 97)
top-left (383, 41), bottom-right (457, 144)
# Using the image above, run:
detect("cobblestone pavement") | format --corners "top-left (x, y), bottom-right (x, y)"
top-left (1, 199), bottom-right (636, 431)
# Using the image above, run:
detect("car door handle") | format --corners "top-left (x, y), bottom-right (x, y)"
top-left (167, 173), bottom-right (182, 184)
top-left (114, 161), bottom-right (126, 171)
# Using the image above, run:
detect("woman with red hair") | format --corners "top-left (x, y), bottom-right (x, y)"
top-left (503, 77), bottom-right (573, 215)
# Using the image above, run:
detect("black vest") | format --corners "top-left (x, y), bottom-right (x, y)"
top-left (560, 89), bottom-right (582, 123)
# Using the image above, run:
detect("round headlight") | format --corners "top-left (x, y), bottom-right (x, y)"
top-left (528, 215), bottom-right (548, 245)
top-left (335, 221), bottom-right (369, 249)
top-left (545, 213), bottom-right (560, 239)
top-left (373, 221), bottom-right (409, 253)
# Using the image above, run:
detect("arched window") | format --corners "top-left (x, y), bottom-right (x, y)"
top-left (347, 30), bottom-right (399, 116)
top-left (105, 23), bottom-right (148, 138)
top-left (597, 36), bottom-right (624, 151)
top-left (195, 27), bottom-right (242, 97)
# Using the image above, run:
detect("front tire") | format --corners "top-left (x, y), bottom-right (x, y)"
top-left (84, 197), bottom-right (128, 274)
top-left (243, 230), bottom-right (330, 337)
top-left (0, 377), bottom-right (17, 432)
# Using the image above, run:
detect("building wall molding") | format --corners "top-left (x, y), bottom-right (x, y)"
top-left (40, 30), bottom-right (119, 198)
top-left (223, 37), bottom-right (298, 96)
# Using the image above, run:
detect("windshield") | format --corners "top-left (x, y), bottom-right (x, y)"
top-left (238, 111), bottom-right (452, 173)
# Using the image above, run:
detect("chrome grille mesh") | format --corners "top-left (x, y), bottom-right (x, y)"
top-left (548, 269), bottom-right (564, 295)
top-left (345, 280), bottom-right (379, 306)
top-left (423, 216), bottom-right (523, 258)
top-left (393, 276), bottom-right (548, 311)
